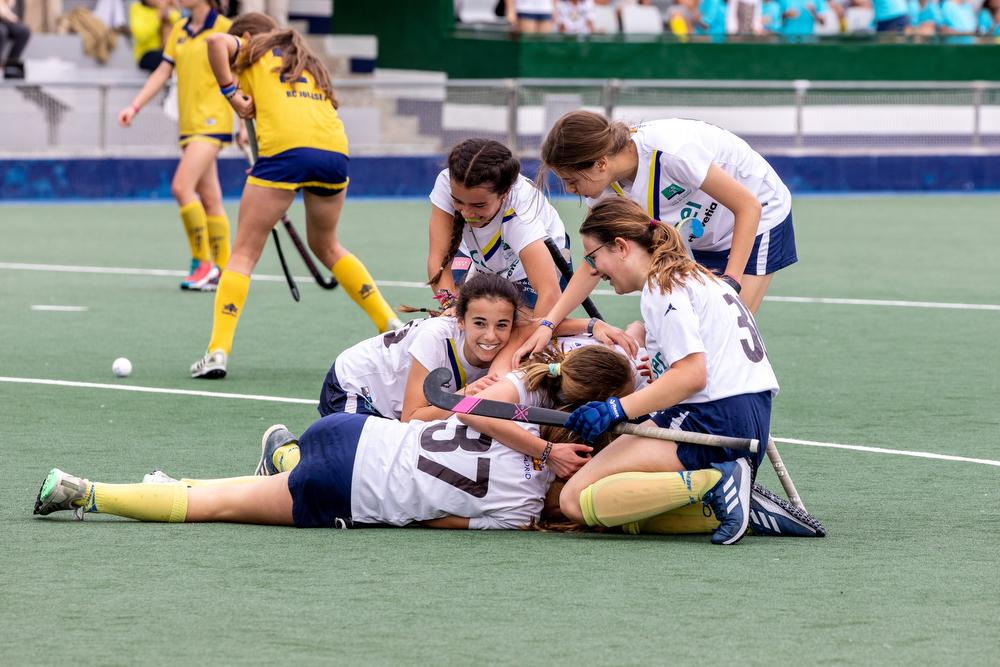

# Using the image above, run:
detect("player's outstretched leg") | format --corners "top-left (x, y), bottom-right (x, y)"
top-left (256, 424), bottom-right (300, 476)
top-left (703, 458), bottom-right (752, 545)
top-left (34, 469), bottom-right (188, 522)
top-left (34, 469), bottom-right (89, 519)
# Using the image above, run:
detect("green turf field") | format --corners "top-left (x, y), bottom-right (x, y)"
top-left (2, 196), bottom-right (998, 665)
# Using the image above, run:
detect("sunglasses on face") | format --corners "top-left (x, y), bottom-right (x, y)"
top-left (583, 243), bottom-right (612, 270)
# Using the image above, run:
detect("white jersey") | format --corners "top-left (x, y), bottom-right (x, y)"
top-left (350, 416), bottom-right (555, 529)
top-left (430, 170), bottom-right (567, 283)
top-left (334, 317), bottom-right (487, 419)
top-left (586, 119), bottom-right (792, 252)
top-left (640, 274), bottom-right (779, 403)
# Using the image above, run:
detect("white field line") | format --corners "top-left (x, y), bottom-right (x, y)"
top-left (30, 305), bottom-right (89, 312)
top-left (2, 375), bottom-right (998, 468)
top-left (2, 261), bottom-right (999, 311)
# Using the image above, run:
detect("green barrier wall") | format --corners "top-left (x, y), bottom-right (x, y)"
top-left (331, 0), bottom-right (1000, 81)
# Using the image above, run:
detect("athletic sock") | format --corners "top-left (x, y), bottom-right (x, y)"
top-left (331, 253), bottom-right (399, 332)
top-left (579, 469), bottom-right (722, 528)
top-left (76, 481), bottom-right (188, 522)
top-left (207, 270), bottom-right (251, 355)
top-left (180, 201), bottom-right (211, 263)
top-left (272, 444), bottom-right (300, 473)
top-left (206, 214), bottom-right (231, 269)
top-left (622, 503), bottom-right (720, 535)
top-left (179, 476), bottom-right (259, 487)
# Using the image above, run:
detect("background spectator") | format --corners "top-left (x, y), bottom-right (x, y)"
top-left (940, 0), bottom-right (976, 41)
top-left (728, 0), bottom-right (765, 34)
top-left (23, 0), bottom-right (62, 33)
top-left (668, 0), bottom-right (699, 35)
top-left (979, 0), bottom-right (1000, 35)
top-left (872, 0), bottom-right (909, 30)
top-left (779, 0), bottom-right (830, 35)
top-left (908, 0), bottom-right (940, 34)
top-left (130, 1), bottom-right (179, 72)
top-left (0, 0), bottom-right (29, 79)
top-left (556, 0), bottom-right (596, 33)
top-left (761, 0), bottom-right (784, 30)
top-left (239, 0), bottom-right (288, 27)
top-left (507, 0), bottom-right (556, 32)
top-left (696, 0), bottom-right (728, 35)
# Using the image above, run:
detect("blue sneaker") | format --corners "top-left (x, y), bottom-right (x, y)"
top-left (704, 458), bottom-right (752, 545)
top-left (749, 484), bottom-right (826, 538)
top-left (255, 424), bottom-right (298, 476)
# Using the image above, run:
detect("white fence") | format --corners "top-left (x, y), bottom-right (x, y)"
top-left (2, 78), bottom-right (999, 157)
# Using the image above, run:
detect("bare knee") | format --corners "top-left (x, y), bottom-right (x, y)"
top-left (559, 479), bottom-right (585, 525)
top-left (171, 177), bottom-right (194, 204)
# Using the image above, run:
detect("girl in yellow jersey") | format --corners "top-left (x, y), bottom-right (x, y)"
top-left (119, 0), bottom-right (234, 292)
top-left (190, 13), bottom-right (401, 379)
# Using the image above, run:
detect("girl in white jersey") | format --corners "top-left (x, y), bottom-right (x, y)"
top-left (545, 198), bottom-right (781, 545)
top-left (319, 274), bottom-right (519, 422)
top-left (540, 110), bottom-right (797, 314)
top-left (33, 347), bottom-right (636, 529)
top-left (428, 138), bottom-right (568, 318)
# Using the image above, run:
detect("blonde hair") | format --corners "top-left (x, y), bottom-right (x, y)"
top-left (521, 343), bottom-right (632, 412)
top-left (580, 198), bottom-right (715, 294)
top-left (232, 28), bottom-right (338, 108)
top-left (539, 110), bottom-right (632, 180)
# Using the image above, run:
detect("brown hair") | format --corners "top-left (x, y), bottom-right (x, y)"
top-left (521, 343), bottom-right (632, 413)
top-left (580, 198), bottom-right (715, 294)
top-left (399, 272), bottom-right (521, 319)
top-left (231, 28), bottom-right (338, 108)
top-left (540, 110), bottom-right (631, 179)
top-left (429, 139), bottom-right (521, 286)
top-left (228, 11), bottom-right (278, 37)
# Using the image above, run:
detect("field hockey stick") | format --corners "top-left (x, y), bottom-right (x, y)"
top-left (424, 367), bottom-right (759, 453)
top-left (766, 438), bottom-right (806, 511)
top-left (243, 120), bottom-right (300, 302)
top-left (543, 237), bottom-right (603, 320)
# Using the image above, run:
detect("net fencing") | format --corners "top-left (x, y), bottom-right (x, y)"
top-left (2, 78), bottom-right (999, 157)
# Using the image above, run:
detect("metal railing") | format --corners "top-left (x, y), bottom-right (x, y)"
top-left (2, 78), bottom-right (999, 157)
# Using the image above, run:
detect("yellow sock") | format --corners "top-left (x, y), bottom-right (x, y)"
top-left (207, 270), bottom-right (251, 355)
top-left (179, 476), bottom-right (259, 487)
top-left (77, 481), bottom-right (188, 522)
top-left (206, 214), bottom-right (231, 269)
top-left (331, 253), bottom-right (399, 332)
top-left (180, 201), bottom-right (211, 262)
top-left (273, 444), bottom-right (300, 473)
top-left (622, 503), bottom-right (719, 535)
top-left (579, 469), bottom-right (722, 528)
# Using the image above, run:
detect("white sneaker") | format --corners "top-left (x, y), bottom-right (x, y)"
top-left (142, 470), bottom-right (179, 484)
top-left (34, 468), bottom-right (90, 519)
top-left (191, 349), bottom-right (227, 379)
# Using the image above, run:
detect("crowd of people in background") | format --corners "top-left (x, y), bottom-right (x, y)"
top-left (479, 0), bottom-right (1000, 37)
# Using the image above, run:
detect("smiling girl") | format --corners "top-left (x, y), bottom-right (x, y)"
top-left (319, 273), bottom-right (519, 423)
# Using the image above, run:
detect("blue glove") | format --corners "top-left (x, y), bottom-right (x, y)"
top-left (565, 397), bottom-right (627, 443)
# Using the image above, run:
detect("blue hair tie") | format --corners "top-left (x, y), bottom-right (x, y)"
top-left (548, 363), bottom-right (561, 377)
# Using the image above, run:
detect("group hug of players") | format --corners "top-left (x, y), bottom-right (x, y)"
top-left (33, 1), bottom-right (825, 545)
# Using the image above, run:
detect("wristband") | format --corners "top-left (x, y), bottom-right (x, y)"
top-left (220, 83), bottom-right (238, 99)
top-left (586, 317), bottom-right (600, 335)
top-left (538, 441), bottom-right (554, 469)
top-left (539, 319), bottom-right (555, 331)
top-left (721, 274), bottom-right (742, 294)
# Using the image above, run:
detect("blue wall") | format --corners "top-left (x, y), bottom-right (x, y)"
top-left (2, 155), bottom-right (1000, 200)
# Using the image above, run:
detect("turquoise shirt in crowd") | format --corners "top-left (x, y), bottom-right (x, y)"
top-left (779, 0), bottom-right (829, 35)
top-left (762, 0), bottom-right (784, 32)
top-left (873, 0), bottom-right (909, 21)
top-left (697, 0), bottom-right (728, 35)
top-left (979, 8), bottom-right (1000, 34)
top-left (940, 0), bottom-right (976, 31)
top-left (909, 0), bottom-right (942, 28)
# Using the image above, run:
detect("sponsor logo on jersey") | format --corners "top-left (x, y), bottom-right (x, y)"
top-left (531, 457), bottom-right (544, 472)
top-left (649, 351), bottom-right (668, 378)
top-left (222, 303), bottom-right (238, 316)
top-left (661, 183), bottom-right (685, 200)
top-left (523, 455), bottom-right (534, 479)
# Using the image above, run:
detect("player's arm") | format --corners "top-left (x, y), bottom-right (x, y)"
top-left (518, 238), bottom-right (563, 322)
top-left (422, 516), bottom-right (471, 529)
top-left (456, 378), bottom-right (593, 478)
top-left (401, 357), bottom-right (455, 423)
top-left (617, 352), bottom-right (707, 420)
top-left (427, 204), bottom-right (459, 295)
top-left (699, 164), bottom-right (762, 288)
top-left (513, 268), bottom-right (601, 366)
top-left (206, 33), bottom-right (240, 88)
top-left (118, 60), bottom-right (173, 126)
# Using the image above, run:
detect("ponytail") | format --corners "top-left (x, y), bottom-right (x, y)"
top-left (233, 29), bottom-right (338, 108)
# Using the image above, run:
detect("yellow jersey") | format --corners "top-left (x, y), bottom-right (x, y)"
top-left (237, 46), bottom-right (349, 158)
top-left (163, 10), bottom-right (234, 140)
top-left (129, 3), bottom-right (180, 63)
